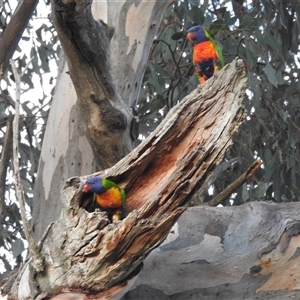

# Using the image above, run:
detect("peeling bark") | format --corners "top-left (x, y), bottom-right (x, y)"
top-left (127, 203), bottom-right (300, 299)
top-left (9, 59), bottom-right (247, 299)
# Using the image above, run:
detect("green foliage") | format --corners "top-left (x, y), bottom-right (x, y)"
top-left (138, 0), bottom-right (300, 204)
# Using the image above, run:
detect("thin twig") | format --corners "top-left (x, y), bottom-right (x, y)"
top-left (10, 59), bottom-right (44, 273)
top-left (198, 157), bottom-right (240, 203)
top-left (207, 159), bottom-right (263, 207)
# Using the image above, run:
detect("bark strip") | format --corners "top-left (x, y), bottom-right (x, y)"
top-left (10, 59), bottom-right (44, 273)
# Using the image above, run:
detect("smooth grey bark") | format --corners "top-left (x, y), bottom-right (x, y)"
top-left (107, 0), bottom-right (173, 107)
top-left (126, 202), bottom-right (300, 299)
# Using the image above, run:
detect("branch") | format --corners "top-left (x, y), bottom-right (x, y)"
top-left (0, 0), bottom-right (38, 76)
top-left (0, 89), bottom-right (15, 109)
top-left (197, 157), bottom-right (240, 203)
top-left (0, 117), bottom-right (13, 222)
top-left (10, 59), bottom-right (44, 273)
top-left (207, 159), bottom-right (263, 206)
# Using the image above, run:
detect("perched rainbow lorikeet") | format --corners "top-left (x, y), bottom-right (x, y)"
top-left (187, 25), bottom-right (224, 84)
top-left (83, 177), bottom-right (126, 221)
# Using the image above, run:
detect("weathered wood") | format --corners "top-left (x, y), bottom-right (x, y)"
top-left (9, 58), bottom-right (247, 299)
top-left (127, 203), bottom-right (300, 299)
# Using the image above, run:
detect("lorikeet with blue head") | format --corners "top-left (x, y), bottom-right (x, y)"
top-left (83, 177), bottom-right (126, 221)
top-left (187, 25), bottom-right (224, 84)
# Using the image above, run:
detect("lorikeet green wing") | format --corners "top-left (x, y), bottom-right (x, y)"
top-left (204, 29), bottom-right (224, 68)
top-left (102, 178), bottom-right (118, 189)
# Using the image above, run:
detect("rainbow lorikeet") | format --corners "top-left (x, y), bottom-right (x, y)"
top-left (83, 177), bottom-right (126, 221)
top-left (187, 25), bottom-right (224, 84)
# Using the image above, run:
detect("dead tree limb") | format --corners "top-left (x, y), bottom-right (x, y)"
top-left (10, 59), bottom-right (44, 273)
top-left (9, 58), bottom-right (247, 299)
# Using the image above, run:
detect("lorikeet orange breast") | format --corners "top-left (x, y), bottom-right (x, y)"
top-left (83, 177), bottom-right (126, 220)
top-left (187, 25), bottom-right (224, 84)
top-left (94, 186), bottom-right (123, 209)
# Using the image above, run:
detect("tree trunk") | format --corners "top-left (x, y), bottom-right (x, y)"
top-left (31, 0), bottom-right (172, 241)
top-left (127, 202), bottom-right (300, 299)
top-left (8, 58), bottom-right (247, 299)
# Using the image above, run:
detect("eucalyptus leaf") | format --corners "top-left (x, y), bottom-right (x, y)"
top-left (171, 31), bottom-right (185, 41)
top-left (11, 239), bottom-right (25, 257)
top-left (265, 63), bottom-right (278, 87)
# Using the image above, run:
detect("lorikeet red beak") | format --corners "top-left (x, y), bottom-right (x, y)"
top-left (187, 32), bottom-right (195, 41)
top-left (83, 184), bottom-right (90, 192)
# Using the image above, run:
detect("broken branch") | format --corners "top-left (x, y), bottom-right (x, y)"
top-left (207, 159), bottom-right (263, 206)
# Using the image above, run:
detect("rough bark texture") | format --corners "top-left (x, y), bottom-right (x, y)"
top-left (9, 59), bottom-right (246, 299)
top-left (126, 203), bottom-right (300, 299)
top-left (31, 0), bottom-right (171, 240)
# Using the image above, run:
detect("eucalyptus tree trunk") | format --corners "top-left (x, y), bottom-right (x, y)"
top-left (31, 0), bottom-right (172, 240)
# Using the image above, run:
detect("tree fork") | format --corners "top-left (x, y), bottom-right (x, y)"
top-left (7, 58), bottom-right (247, 299)
top-left (51, 0), bottom-right (134, 169)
